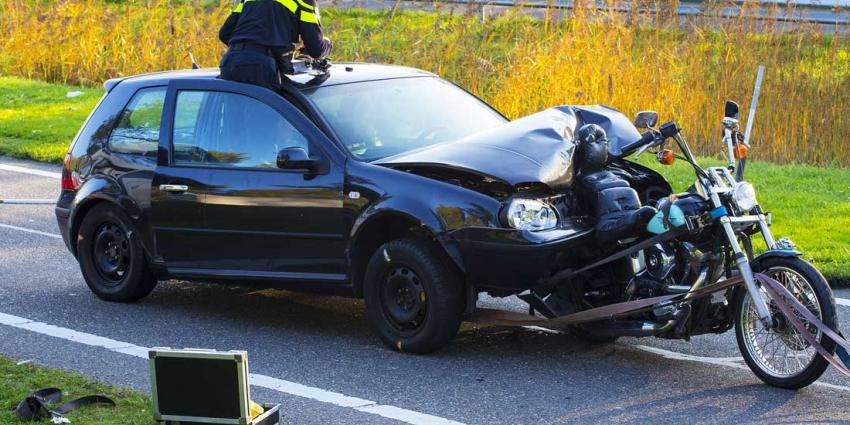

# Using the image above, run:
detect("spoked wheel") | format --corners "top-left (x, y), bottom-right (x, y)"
top-left (77, 204), bottom-right (157, 302)
top-left (734, 257), bottom-right (837, 389)
top-left (364, 239), bottom-right (464, 354)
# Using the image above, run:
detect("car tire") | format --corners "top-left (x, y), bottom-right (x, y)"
top-left (364, 238), bottom-right (465, 354)
top-left (76, 203), bottom-right (157, 302)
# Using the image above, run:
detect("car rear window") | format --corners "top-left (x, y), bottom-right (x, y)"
top-left (109, 87), bottom-right (166, 155)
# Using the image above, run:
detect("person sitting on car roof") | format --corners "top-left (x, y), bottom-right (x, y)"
top-left (218, 0), bottom-right (333, 91)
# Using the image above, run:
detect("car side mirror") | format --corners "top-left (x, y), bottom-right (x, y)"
top-left (724, 100), bottom-right (740, 120)
top-left (277, 147), bottom-right (320, 172)
top-left (634, 111), bottom-right (659, 129)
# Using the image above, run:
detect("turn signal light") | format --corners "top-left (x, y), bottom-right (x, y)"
top-left (733, 143), bottom-right (748, 159)
top-left (658, 149), bottom-right (676, 165)
top-left (61, 154), bottom-right (79, 190)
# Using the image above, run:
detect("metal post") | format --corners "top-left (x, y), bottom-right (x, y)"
top-left (744, 65), bottom-right (765, 146)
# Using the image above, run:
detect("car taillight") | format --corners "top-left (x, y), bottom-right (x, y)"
top-left (61, 154), bottom-right (79, 190)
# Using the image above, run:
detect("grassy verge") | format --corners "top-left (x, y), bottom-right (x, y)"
top-left (0, 78), bottom-right (101, 163)
top-left (0, 356), bottom-right (152, 424)
top-left (0, 75), bottom-right (847, 280)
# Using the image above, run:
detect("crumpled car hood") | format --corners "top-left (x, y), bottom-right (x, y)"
top-left (375, 105), bottom-right (640, 192)
top-left (375, 106), bottom-right (580, 191)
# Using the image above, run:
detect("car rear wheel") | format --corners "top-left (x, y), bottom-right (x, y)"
top-left (364, 238), bottom-right (464, 354)
top-left (76, 204), bottom-right (157, 302)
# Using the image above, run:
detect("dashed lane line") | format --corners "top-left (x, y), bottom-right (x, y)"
top-left (0, 199), bottom-right (56, 205)
top-left (0, 311), bottom-right (465, 425)
top-left (0, 163), bottom-right (61, 179)
top-left (0, 223), bottom-right (63, 239)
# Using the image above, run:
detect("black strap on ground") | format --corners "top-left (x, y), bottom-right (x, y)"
top-left (15, 387), bottom-right (115, 422)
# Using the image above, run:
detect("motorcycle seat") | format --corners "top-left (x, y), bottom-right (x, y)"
top-left (595, 205), bottom-right (657, 244)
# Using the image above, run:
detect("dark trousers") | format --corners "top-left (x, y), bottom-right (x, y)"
top-left (219, 48), bottom-right (280, 91)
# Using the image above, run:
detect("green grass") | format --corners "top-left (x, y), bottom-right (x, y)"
top-left (0, 355), bottom-right (153, 424)
top-left (0, 75), bottom-right (847, 281)
top-left (0, 77), bottom-right (101, 163)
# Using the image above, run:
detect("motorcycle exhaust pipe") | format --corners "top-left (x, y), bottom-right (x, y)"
top-left (580, 319), bottom-right (676, 337)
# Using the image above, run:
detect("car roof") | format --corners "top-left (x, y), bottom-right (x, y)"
top-left (112, 62), bottom-right (435, 91)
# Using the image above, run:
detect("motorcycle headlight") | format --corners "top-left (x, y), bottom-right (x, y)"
top-left (733, 181), bottom-right (758, 212)
top-left (504, 199), bottom-right (558, 231)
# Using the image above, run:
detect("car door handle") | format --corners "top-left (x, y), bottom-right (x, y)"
top-left (159, 184), bottom-right (189, 193)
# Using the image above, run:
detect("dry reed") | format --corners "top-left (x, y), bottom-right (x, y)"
top-left (1, 0), bottom-right (848, 166)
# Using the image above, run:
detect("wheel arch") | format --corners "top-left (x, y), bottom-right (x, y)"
top-left (68, 176), bottom-right (146, 257)
top-left (348, 210), bottom-right (464, 298)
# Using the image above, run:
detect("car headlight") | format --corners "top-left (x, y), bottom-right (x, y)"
top-left (733, 181), bottom-right (758, 212)
top-left (504, 199), bottom-right (558, 231)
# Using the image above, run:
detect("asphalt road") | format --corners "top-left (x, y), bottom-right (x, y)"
top-left (1, 155), bottom-right (850, 424)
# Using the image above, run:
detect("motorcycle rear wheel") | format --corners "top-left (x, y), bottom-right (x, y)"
top-left (733, 257), bottom-right (837, 389)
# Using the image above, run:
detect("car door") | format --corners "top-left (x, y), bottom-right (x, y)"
top-left (155, 78), bottom-right (347, 281)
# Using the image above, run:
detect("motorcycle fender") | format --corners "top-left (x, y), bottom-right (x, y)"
top-left (750, 249), bottom-right (801, 272)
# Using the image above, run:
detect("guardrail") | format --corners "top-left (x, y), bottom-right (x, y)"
top-left (423, 0), bottom-right (850, 25)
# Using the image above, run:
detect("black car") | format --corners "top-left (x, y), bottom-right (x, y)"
top-left (57, 63), bottom-right (664, 353)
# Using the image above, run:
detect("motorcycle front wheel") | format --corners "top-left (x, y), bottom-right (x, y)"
top-left (733, 256), bottom-right (837, 389)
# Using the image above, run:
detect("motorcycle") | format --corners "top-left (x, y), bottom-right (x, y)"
top-left (509, 100), bottom-right (840, 389)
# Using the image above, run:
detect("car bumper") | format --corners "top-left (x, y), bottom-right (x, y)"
top-left (448, 226), bottom-right (593, 291)
top-left (55, 206), bottom-right (73, 254)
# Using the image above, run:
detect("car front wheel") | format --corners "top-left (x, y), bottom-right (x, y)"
top-left (76, 204), bottom-right (157, 302)
top-left (363, 238), bottom-right (464, 354)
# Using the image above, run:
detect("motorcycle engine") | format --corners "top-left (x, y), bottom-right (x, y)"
top-left (645, 244), bottom-right (677, 281)
top-left (628, 241), bottom-right (710, 299)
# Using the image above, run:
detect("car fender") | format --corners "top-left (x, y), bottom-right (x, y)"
top-left (68, 175), bottom-right (149, 257)
top-left (347, 162), bottom-right (503, 273)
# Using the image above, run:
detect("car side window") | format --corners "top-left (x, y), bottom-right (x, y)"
top-left (109, 87), bottom-right (166, 155)
top-left (172, 90), bottom-right (310, 168)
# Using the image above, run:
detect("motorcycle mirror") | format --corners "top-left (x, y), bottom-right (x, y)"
top-left (724, 100), bottom-right (740, 120)
top-left (634, 111), bottom-right (659, 129)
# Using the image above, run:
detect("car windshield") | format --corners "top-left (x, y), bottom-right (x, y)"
top-left (304, 77), bottom-right (507, 161)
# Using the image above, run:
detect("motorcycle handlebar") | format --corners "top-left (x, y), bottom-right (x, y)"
top-left (617, 131), bottom-right (656, 157)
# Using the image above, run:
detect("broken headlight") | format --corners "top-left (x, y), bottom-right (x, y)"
top-left (504, 199), bottom-right (558, 231)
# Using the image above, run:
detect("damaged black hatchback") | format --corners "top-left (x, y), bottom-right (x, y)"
top-left (56, 63), bottom-right (670, 353)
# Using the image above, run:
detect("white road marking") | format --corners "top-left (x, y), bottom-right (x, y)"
top-left (0, 311), bottom-right (466, 425)
top-left (0, 163), bottom-right (61, 179)
top-left (0, 198), bottom-right (55, 205)
top-left (0, 223), bottom-right (63, 239)
top-left (837, 298), bottom-right (850, 307)
top-left (632, 344), bottom-right (850, 392)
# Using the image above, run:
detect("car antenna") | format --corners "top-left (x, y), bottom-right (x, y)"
top-left (188, 52), bottom-right (200, 70)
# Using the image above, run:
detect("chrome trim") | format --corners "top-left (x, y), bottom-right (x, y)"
top-left (159, 184), bottom-right (189, 193)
